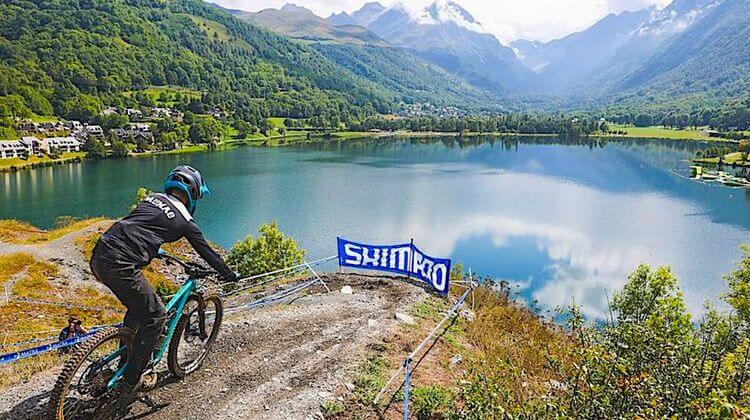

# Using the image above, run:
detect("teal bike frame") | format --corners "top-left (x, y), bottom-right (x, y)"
top-left (102, 256), bottom-right (199, 390)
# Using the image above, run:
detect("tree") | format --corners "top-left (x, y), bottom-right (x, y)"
top-left (725, 245), bottom-right (750, 324)
top-left (188, 116), bottom-right (223, 144)
top-left (96, 113), bottom-right (128, 130)
top-left (233, 119), bottom-right (253, 138)
top-left (85, 137), bottom-right (107, 159)
top-left (0, 94), bottom-right (32, 119)
top-left (60, 94), bottom-right (102, 122)
top-left (111, 140), bottom-right (129, 158)
top-left (739, 141), bottom-right (750, 162)
top-left (156, 131), bottom-right (179, 151)
top-left (227, 221), bottom-right (306, 279)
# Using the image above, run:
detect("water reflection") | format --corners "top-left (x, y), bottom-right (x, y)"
top-left (2, 136), bottom-right (747, 318)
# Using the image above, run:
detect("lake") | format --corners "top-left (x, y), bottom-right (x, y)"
top-left (2, 136), bottom-right (748, 318)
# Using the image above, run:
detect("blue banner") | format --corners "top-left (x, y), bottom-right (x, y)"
top-left (0, 326), bottom-right (115, 366)
top-left (337, 238), bottom-right (451, 295)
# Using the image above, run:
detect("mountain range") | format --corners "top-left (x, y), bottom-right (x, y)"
top-left (232, 0), bottom-right (748, 112)
top-left (0, 0), bottom-right (746, 123)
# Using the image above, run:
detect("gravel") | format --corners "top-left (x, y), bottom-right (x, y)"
top-left (0, 273), bottom-right (426, 419)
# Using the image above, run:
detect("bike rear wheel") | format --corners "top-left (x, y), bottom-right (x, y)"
top-left (167, 293), bottom-right (223, 378)
top-left (48, 327), bottom-right (130, 420)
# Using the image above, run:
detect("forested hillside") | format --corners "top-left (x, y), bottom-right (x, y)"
top-left (312, 44), bottom-right (500, 110)
top-left (230, 3), bottom-right (500, 110)
top-left (0, 0), bottom-right (394, 125)
top-left (615, 0), bottom-right (750, 111)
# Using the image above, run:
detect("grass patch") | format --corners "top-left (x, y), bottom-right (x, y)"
top-left (693, 151), bottom-right (750, 167)
top-left (0, 218), bottom-right (105, 244)
top-left (412, 298), bottom-right (448, 322)
top-left (320, 400), bottom-right (345, 416)
top-left (123, 85), bottom-right (201, 108)
top-left (11, 259), bottom-right (57, 299)
top-left (28, 114), bottom-right (60, 123)
top-left (0, 152), bottom-right (85, 170)
top-left (355, 354), bottom-right (390, 405)
top-left (187, 15), bottom-right (232, 42)
top-left (267, 117), bottom-right (287, 129)
top-left (0, 253), bottom-right (36, 285)
top-left (606, 124), bottom-right (726, 141)
top-left (0, 352), bottom-right (59, 389)
top-left (329, 131), bottom-right (377, 140)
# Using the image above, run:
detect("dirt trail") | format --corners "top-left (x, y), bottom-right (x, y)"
top-left (0, 273), bottom-right (426, 419)
top-left (0, 220), bottom-right (112, 291)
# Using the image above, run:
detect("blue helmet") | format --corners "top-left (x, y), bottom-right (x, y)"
top-left (163, 165), bottom-right (210, 214)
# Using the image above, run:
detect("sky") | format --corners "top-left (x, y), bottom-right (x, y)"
top-left (209, 0), bottom-right (673, 42)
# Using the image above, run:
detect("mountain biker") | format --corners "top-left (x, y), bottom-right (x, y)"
top-left (89, 165), bottom-right (238, 406)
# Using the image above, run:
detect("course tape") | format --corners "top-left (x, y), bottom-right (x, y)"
top-left (0, 326), bottom-right (117, 366)
top-left (232, 256), bottom-right (337, 288)
top-left (223, 277), bottom-right (320, 314)
top-left (0, 256), bottom-right (336, 366)
top-left (373, 288), bottom-right (472, 406)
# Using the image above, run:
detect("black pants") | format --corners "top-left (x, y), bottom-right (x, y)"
top-left (90, 245), bottom-right (167, 387)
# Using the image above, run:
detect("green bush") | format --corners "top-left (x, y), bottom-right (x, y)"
top-left (130, 187), bottom-right (152, 211)
top-left (558, 263), bottom-right (750, 418)
top-left (227, 221), bottom-right (305, 279)
top-left (410, 385), bottom-right (455, 419)
top-left (320, 400), bottom-right (344, 416)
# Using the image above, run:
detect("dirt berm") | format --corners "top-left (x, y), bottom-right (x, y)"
top-left (0, 273), bottom-right (428, 419)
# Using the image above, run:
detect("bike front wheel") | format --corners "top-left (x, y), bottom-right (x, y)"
top-left (167, 292), bottom-right (223, 378)
top-left (48, 327), bottom-right (130, 420)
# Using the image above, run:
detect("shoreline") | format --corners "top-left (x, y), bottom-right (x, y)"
top-left (1, 130), bottom-right (737, 173)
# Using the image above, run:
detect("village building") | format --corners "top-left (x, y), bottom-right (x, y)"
top-left (20, 136), bottom-right (43, 156)
top-left (126, 108), bottom-right (143, 120)
top-left (65, 121), bottom-right (83, 131)
top-left (128, 123), bottom-right (151, 132)
top-left (41, 137), bottom-right (81, 153)
top-left (111, 128), bottom-right (154, 143)
top-left (17, 121), bottom-right (46, 134)
top-left (0, 140), bottom-right (29, 159)
top-left (84, 124), bottom-right (104, 137)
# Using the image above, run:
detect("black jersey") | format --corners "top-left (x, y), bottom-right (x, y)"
top-left (95, 193), bottom-right (233, 279)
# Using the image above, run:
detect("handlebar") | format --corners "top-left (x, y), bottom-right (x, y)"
top-left (157, 249), bottom-right (216, 279)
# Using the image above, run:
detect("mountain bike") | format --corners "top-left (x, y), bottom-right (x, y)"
top-left (48, 251), bottom-right (224, 419)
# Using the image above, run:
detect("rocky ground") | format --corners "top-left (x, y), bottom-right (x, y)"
top-left (0, 273), bottom-right (428, 419)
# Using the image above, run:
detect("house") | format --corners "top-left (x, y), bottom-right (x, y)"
top-left (102, 106), bottom-right (119, 116)
top-left (42, 137), bottom-right (81, 153)
top-left (41, 122), bottom-right (65, 132)
top-left (151, 107), bottom-right (171, 118)
top-left (111, 128), bottom-right (154, 143)
top-left (126, 108), bottom-right (143, 119)
top-left (84, 124), bottom-right (104, 137)
top-left (16, 121), bottom-right (44, 134)
top-left (128, 123), bottom-right (151, 132)
top-left (20, 136), bottom-right (43, 155)
top-left (65, 121), bottom-right (83, 131)
top-left (0, 140), bottom-right (29, 159)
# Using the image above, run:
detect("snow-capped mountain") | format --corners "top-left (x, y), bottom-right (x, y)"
top-left (338, 1), bottom-right (533, 93)
top-left (511, 0), bottom-right (725, 94)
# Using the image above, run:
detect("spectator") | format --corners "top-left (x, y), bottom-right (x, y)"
top-left (58, 316), bottom-right (88, 354)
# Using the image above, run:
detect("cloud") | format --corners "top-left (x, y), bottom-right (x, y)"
top-left (210, 0), bottom-right (674, 42)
